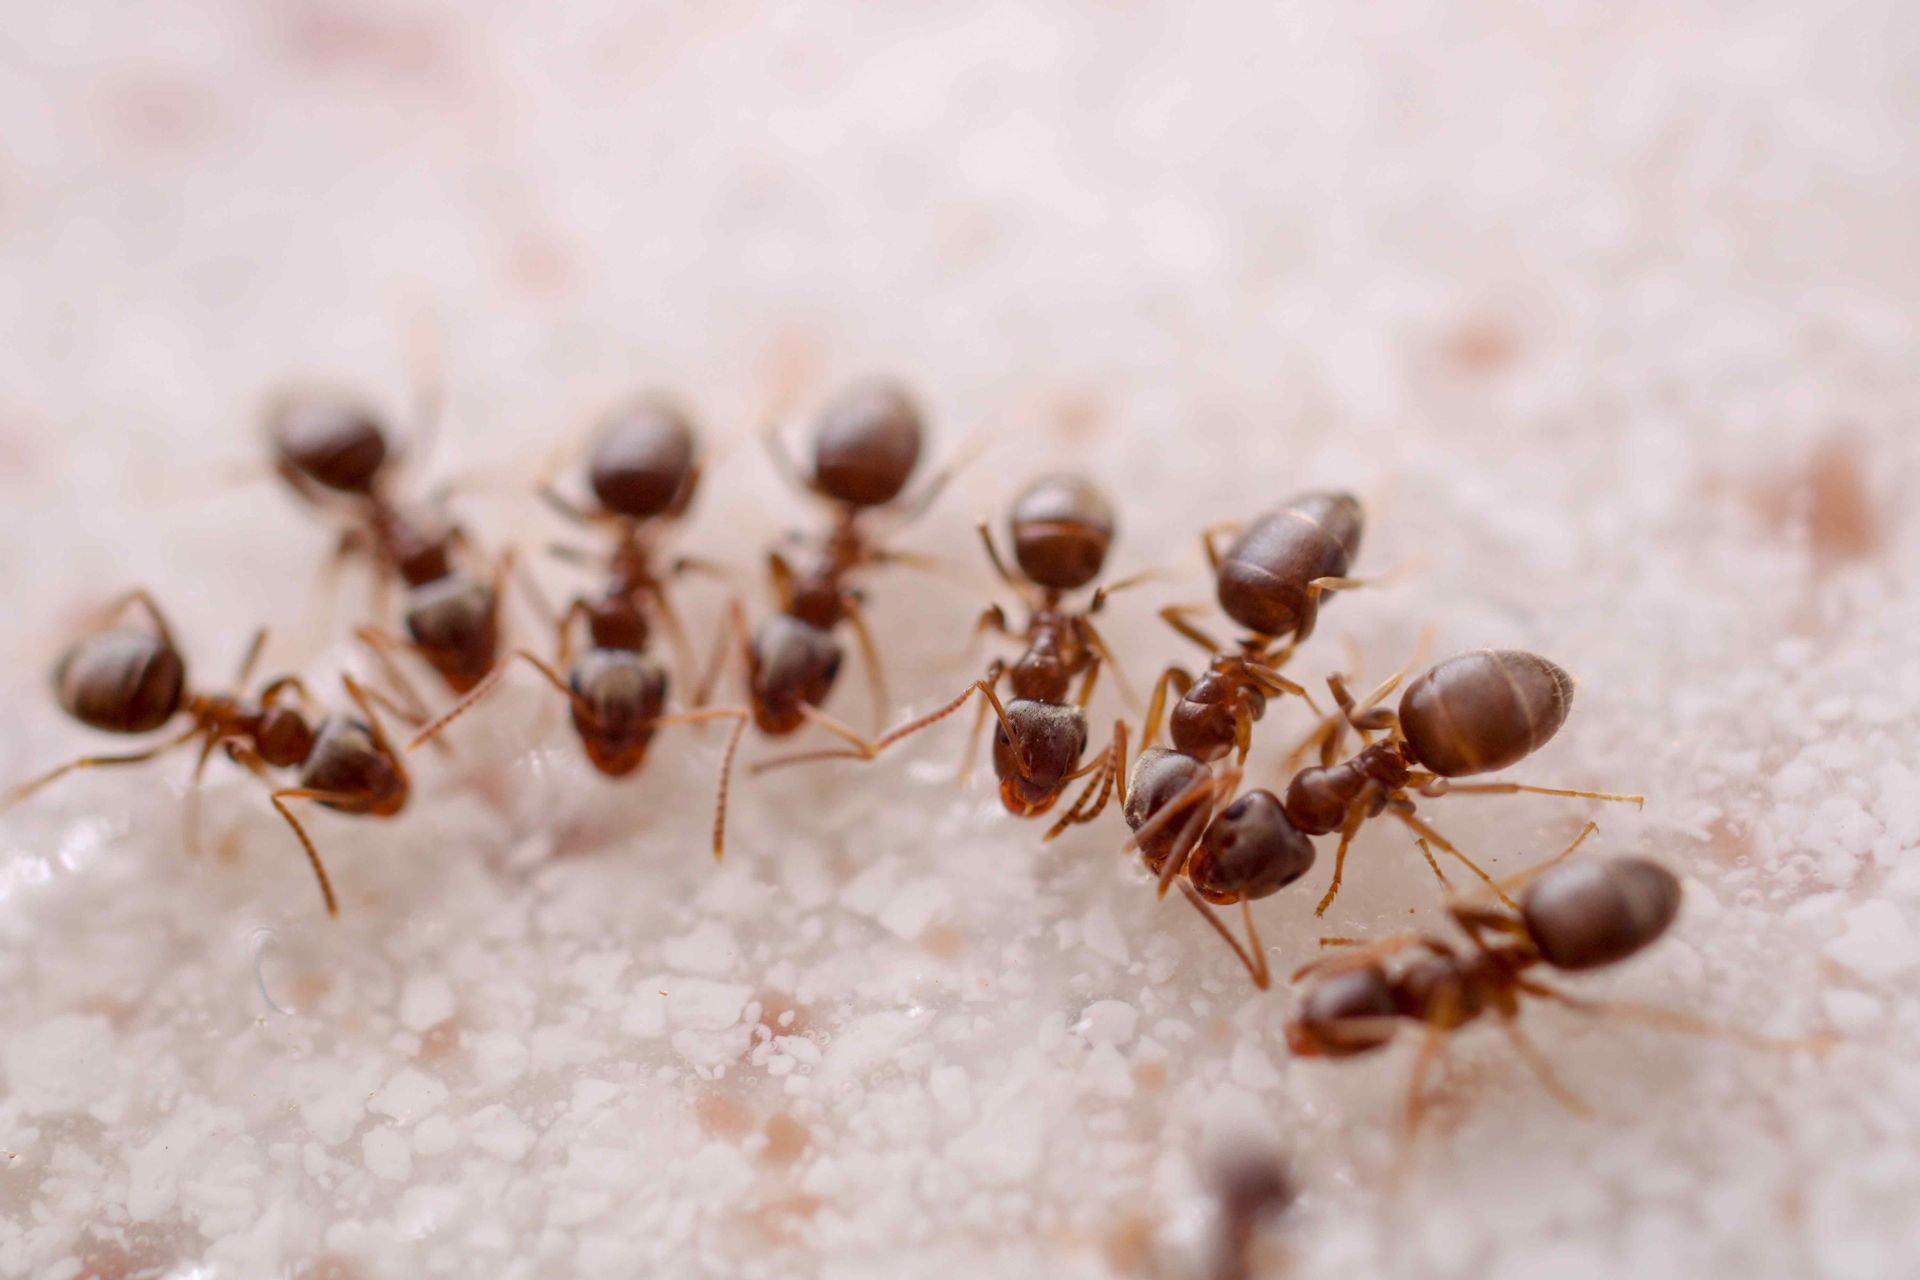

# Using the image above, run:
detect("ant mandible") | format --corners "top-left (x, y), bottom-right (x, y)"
top-left (1286, 827), bottom-right (1826, 1132)
top-left (2, 591), bottom-right (410, 916)
top-left (1283, 646), bottom-right (1645, 915)
top-left (407, 399), bottom-right (750, 857)
top-left (752, 473), bottom-right (1135, 838)
top-left (1118, 491), bottom-right (1367, 987)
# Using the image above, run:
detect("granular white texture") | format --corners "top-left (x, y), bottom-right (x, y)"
top-left (1, 1), bottom-right (1917, 1277)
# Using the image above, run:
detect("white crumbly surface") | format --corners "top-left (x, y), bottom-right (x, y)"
top-left (1, 2), bottom-right (1917, 1277)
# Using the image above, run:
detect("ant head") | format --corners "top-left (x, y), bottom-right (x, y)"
top-left (568, 650), bottom-right (669, 776)
top-left (589, 399), bottom-right (699, 520)
top-left (54, 627), bottom-right (188, 735)
top-left (1284, 966), bottom-right (1401, 1058)
top-left (1122, 747), bottom-right (1212, 875)
top-left (991, 699), bottom-right (1087, 814)
top-left (1187, 789), bottom-right (1315, 904)
top-left (1521, 857), bottom-right (1681, 971)
top-left (748, 615), bottom-right (843, 734)
top-left (1008, 473), bottom-right (1114, 591)
top-left (808, 380), bottom-right (924, 507)
top-left (1280, 764), bottom-right (1350, 837)
top-left (301, 718), bottom-right (407, 817)
top-left (404, 575), bottom-right (499, 694)
top-left (255, 703), bottom-right (316, 768)
top-left (267, 390), bottom-right (390, 496)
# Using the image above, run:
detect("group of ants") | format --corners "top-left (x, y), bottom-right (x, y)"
top-left (6, 373), bottom-right (1823, 1135)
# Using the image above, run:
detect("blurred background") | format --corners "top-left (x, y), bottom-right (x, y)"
top-left (1, 2), bottom-right (1916, 1277)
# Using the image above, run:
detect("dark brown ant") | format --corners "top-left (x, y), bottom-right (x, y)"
top-left (266, 374), bottom-right (509, 701)
top-left (1283, 647), bottom-right (1644, 915)
top-left (751, 474), bottom-right (1135, 837)
top-left (1285, 829), bottom-right (1826, 1131)
top-left (406, 400), bottom-right (750, 858)
top-left (1, 591), bottom-right (410, 916)
top-left (705, 379), bottom-right (951, 752)
top-left (1205, 1143), bottom-right (1296, 1280)
top-left (1117, 492), bottom-right (1369, 987)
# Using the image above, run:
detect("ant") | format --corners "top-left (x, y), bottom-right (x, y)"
top-left (266, 368), bottom-right (510, 702)
top-left (1286, 828), bottom-right (1825, 1132)
top-left (405, 400), bottom-right (750, 858)
top-left (706, 379), bottom-right (950, 750)
top-left (753, 473), bottom-right (1135, 837)
top-left (1, 591), bottom-right (410, 916)
top-left (1283, 646), bottom-right (1644, 916)
top-left (1117, 491), bottom-right (1369, 987)
top-left (1204, 1144), bottom-right (1295, 1280)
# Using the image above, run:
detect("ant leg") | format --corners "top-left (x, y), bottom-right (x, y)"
top-left (1199, 522), bottom-right (1242, 575)
top-left (1158, 605), bottom-right (1222, 656)
top-left (760, 426), bottom-right (810, 494)
top-left (766, 551), bottom-right (796, 612)
top-left (2, 723), bottom-right (204, 809)
top-left (1079, 617), bottom-right (1139, 709)
top-left (233, 628), bottom-right (269, 687)
top-left (1245, 663), bottom-right (1318, 715)
top-left (1312, 809), bottom-right (1368, 917)
top-left (1392, 809), bottom-right (1515, 908)
top-left (670, 553), bottom-right (736, 583)
top-left (956, 660), bottom-right (1006, 782)
top-left (1140, 666), bottom-right (1195, 749)
top-left (549, 598), bottom-right (590, 667)
top-left (1088, 566), bottom-right (1167, 614)
top-left (265, 787), bottom-right (346, 917)
top-left (1433, 780), bottom-right (1646, 809)
top-left (405, 650), bottom-right (584, 752)
top-left (946, 604), bottom-right (1009, 671)
top-left (1515, 978), bottom-right (1835, 1053)
top-left (694, 598), bottom-right (750, 708)
top-left (842, 598), bottom-right (891, 734)
top-left (1490, 820), bottom-right (1599, 896)
top-left (1410, 837), bottom-right (1456, 896)
top-left (1403, 1027), bottom-right (1449, 1138)
top-left (976, 520), bottom-right (1020, 588)
top-left (351, 627), bottom-right (439, 732)
top-left (1074, 654), bottom-right (1102, 711)
top-left (1176, 883), bottom-right (1272, 990)
top-left (91, 587), bottom-right (180, 647)
top-left (650, 708), bottom-right (751, 861)
top-left (1289, 934), bottom-right (1427, 983)
top-left (1045, 720), bottom-right (1126, 840)
top-left (1499, 1012), bottom-right (1591, 1115)
top-left (537, 483), bottom-right (600, 528)
top-left (754, 675), bottom-right (1013, 774)
top-left (182, 732), bottom-right (227, 855)
top-left (646, 581), bottom-right (699, 700)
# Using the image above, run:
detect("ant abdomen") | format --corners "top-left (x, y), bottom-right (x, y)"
top-left (1399, 649), bottom-right (1574, 778)
top-left (268, 391), bottom-right (390, 495)
top-left (1123, 747), bottom-right (1212, 873)
top-left (53, 628), bottom-right (187, 735)
top-left (589, 400), bottom-right (698, 519)
top-left (748, 615), bottom-right (844, 734)
top-left (1187, 789), bottom-right (1316, 904)
top-left (404, 576), bottom-right (499, 693)
top-left (303, 718), bottom-right (407, 816)
top-left (567, 650), bottom-right (669, 775)
top-left (992, 699), bottom-right (1088, 814)
top-left (1522, 857), bottom-right (1681, 971)
top-left (809, 381), bottom-right (925, 507)
top-left (1284, 966), bottom-right (1400, 1058)
top-left (1169, 672), bottom-right (1265, 762)
top-left (1215, 492), bottom-right (1363, 638)
top-left (1008, 474), bottom-right (1114, 591)
top-left (1391, 952), bottom-right (1492, 1031)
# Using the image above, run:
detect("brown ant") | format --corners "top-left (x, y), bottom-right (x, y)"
top-left (751, 473), bottom-right (1135, 837)
top-left (1205, 1144), bottom-right (1296, 1280)
top-left (1, 591), bottom-right (410, 916)
top-left (266, 372), bottom-right (510, 701)
top-left (1286, 828), bottom-right (1825, 1131)
top-left (1117, 491), bottom-right (1369, 987)
top-left (705, 379), bottom-right (951, 751)
top-left (406, 400), bottom-right (750, 858)
top-left (1283, 647), bottom-right (1644, 915)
